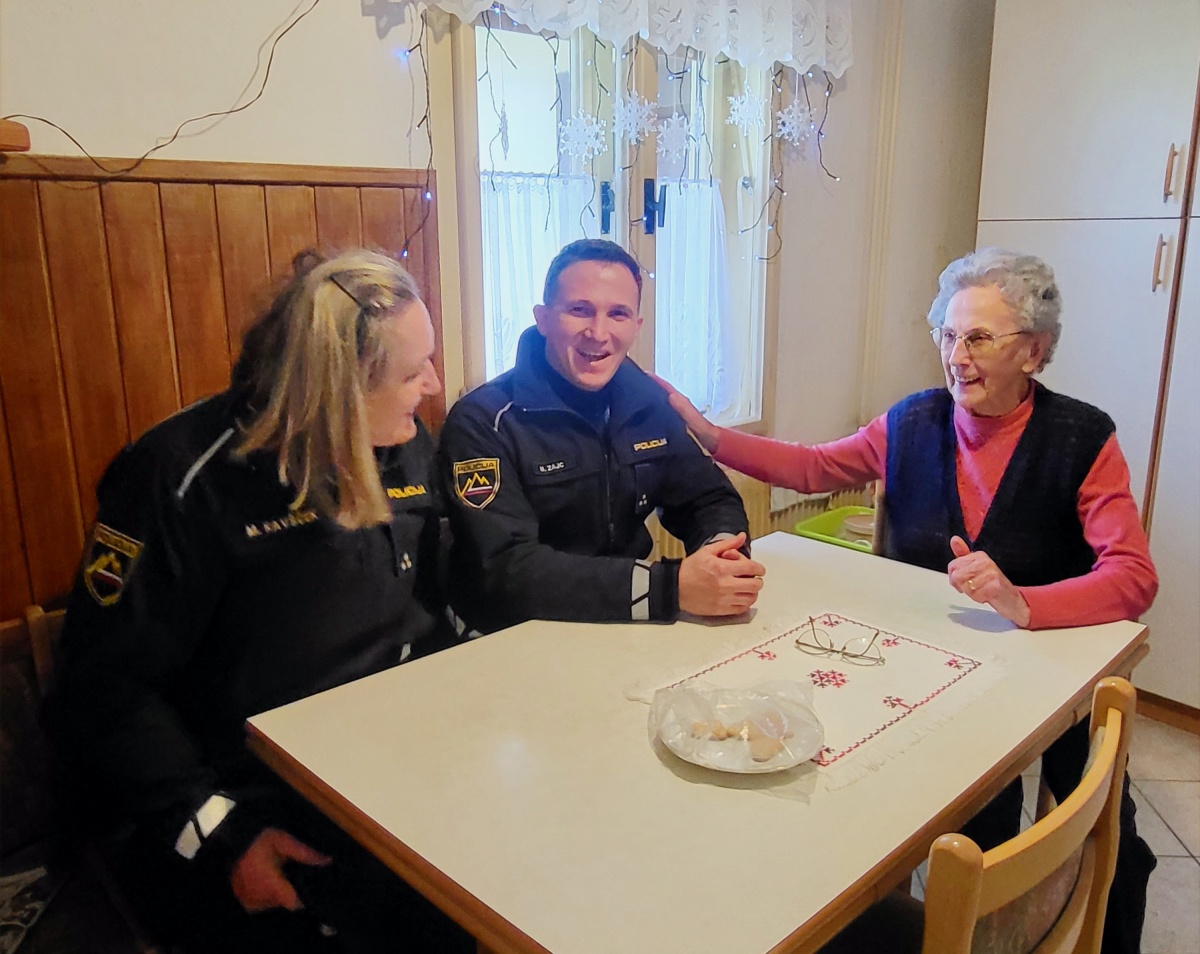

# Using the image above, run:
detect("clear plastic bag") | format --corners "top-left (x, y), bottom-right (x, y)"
top-left (650, 679), bottom-right (825, 774)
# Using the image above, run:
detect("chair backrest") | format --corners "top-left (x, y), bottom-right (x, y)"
top-left (871, 481), bottom-right (886, 556)
top-left (25, 604), bottom-right (67, 699)
top-left (920, 677), bottom-right (1136, 954)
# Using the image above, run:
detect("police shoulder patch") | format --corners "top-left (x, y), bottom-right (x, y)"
top-left (83, 523), bottom-right (144, 606)
top-left (454, 458), bottom-right (500, 510)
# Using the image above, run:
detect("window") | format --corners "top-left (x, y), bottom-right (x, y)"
top-left (470, 21), bottom-right (770, 425)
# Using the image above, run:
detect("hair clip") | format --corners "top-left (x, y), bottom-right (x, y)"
top-left (328, 273), bottom-right (368, 311)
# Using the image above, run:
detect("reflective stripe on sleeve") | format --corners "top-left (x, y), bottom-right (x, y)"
top-left (631, 560), bottom-right (651, 621)
top-left (174, 793), bottom-right (236, 860)
top-left (446, 606), bottom-right (483, 640)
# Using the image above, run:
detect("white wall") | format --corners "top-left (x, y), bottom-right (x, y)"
top-left (0, 0), bottom-right (427, 167)
top-left (770, 0), bottom-right (995, 442)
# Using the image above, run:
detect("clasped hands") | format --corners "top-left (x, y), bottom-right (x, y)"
top-left (678, 532), bottom-right (766, 617)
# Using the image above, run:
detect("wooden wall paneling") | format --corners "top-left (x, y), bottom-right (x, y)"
top-left (265, 185), bottom-right (318, 282)
top-left (214, 185), bottom-right (272, 365)
top-left (0, 386), bottom-right (34, 619)
top-left (314, 187), bottom-right (363, 254)
top-left (0, 155), bottom-right (428, 188)
top-left (101, 181), bottom-right (181, 439)
top-left (359, 187), bottom-right (409, 261)
top-left (161, 183), bottom-right (233, 405)
top-left (36, 181), bottom-right (129, 530)
top-left (403, 184), bottom-right (446, 431)
top-left (0, 180), bottom-right (85, 605)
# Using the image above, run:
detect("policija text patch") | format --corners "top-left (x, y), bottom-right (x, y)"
top-left (454, 458), bottom-right (500, 509)
top-left (83, 523), bottom-right (144, 606)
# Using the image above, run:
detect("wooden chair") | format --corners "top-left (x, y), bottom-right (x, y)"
top-left (9, 604), bottom-right (164, 954)
top-left (870, 480), bottom-right (886, 556)
top-left (24, 604), bottom-right (65, 699)
top-left (824, 676), bottom-right (1136, 954)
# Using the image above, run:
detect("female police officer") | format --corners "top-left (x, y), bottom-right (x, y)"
top-left (48, 250), bottom-right (472, 952)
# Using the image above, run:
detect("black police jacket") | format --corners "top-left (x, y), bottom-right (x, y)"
top-left (438, 326), bottom-right (749, 634)
top-left (47, 389), bottom-right (445, 874)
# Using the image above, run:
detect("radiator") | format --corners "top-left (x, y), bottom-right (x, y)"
top-left (646, 469), bottom-right (872, 560)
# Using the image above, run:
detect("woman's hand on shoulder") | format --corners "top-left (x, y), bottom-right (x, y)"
top-left (649, 374), bottom-right (720, 454)
top-left (947, 535), bottom-right (1032, 628)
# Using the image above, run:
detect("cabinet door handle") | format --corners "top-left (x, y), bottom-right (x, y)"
top-left (1162, 143), bottom-right (1179, 202)
top-left (1151, 234), bottom-right (1167, 291)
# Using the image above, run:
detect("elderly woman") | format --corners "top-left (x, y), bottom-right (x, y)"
top-left (663, 248), bottom-right (1156, 953)
top-left (49, 250), bottom-right (472, 953)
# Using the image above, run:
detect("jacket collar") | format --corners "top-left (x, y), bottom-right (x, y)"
top-left (510, 325), bottom-right (664, 430)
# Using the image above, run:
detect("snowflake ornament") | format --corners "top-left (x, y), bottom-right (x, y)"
top-left (775, 99), bottom-right (815, 146)
top-left (558, 110), bottom-right (608, 162)
top-left (612, 95), bottom-right (658, 145)
top-left (726, 83), bottom-right (766, 136)
top-left (656, 112), bottom-right (692, 162)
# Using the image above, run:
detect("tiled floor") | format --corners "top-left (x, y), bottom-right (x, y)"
top-left (1127, 715), bottom-right (1200, 954)
top-left (910, 714), bottom-right (1200, 953)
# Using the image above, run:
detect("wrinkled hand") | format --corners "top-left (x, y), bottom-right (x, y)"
top-left (230, 828), bottom-right (331, 914)
top-left (650, 373), bottom-right (720, 454)
top-left (947, 535), bottom-right (1031, 628)
top-left (678, 533), bottom-right (766, 616)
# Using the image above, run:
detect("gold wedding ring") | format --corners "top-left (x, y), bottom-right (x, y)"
top-left (967, 578), bottom-right (976, 592)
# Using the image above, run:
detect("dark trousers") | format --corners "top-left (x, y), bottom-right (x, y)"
top-left (109, 791), bottom-right (475, 954)
top-left (961, 721), bottom-right (1156, 954)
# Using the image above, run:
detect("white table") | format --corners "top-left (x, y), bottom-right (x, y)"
top-left (246, 532), bottom-right (1148, 954)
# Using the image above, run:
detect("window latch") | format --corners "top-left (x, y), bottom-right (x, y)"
top-left (643, 179), bottom-right (667, 234)
top-left (600, 180), bottom-right (614, 235)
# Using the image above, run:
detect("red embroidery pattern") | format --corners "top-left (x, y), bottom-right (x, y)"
top-left (665, 613), bottom-right (985, 772)
top-left (810, 669), bottom-right (847, 688)
top-left (815, 746), bottom-right (838, 766)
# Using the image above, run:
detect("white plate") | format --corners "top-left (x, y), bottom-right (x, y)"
top-left (650, 680), bottom-right (825, 774)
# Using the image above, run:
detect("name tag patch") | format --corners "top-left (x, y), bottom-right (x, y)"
top-left (245, 508), bottom-right (318, 538)
top-left (387, 484), bottom-right (427, 500)
top-left (536, 460), bottom-right (567, 474)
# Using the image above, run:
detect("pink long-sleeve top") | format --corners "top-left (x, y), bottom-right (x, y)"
top-left (712, 392), bottom-right (1157, 630)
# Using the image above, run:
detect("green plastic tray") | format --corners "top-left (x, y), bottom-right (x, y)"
top-left (793, 505), bottom-right (875, 552)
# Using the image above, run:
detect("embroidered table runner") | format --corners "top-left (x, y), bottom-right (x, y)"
top-left (631, 613), bottom-right (1004, 791)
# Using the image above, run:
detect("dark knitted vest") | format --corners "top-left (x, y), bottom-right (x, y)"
top-left (883, 383), bottom-right (1115, 586)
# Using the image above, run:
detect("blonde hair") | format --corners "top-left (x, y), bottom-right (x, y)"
top-left (234, 249), bottom-right (423, 529)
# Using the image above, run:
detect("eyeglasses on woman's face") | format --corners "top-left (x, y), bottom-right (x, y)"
top-left (930, 326), bottom-right (1030, 357)
top-left (794, 617), bottom-right (886, 666)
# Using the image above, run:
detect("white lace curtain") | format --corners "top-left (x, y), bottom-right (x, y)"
top-left (655, 179), bottom-right (745, 422)
top-left (479, 172), bottom-right (598, 379)
top-left (413, 0), bottom-right (852, 74)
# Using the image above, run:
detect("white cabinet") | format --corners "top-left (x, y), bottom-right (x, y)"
top-left (980, 0), bottom-right (1200, 707)
top-left (975, 218), bottom-right (1174, 506)
top-left (979, 0), bottom-right (1199, 221)
top-left (1141, 220), bottom-right (1200, 707)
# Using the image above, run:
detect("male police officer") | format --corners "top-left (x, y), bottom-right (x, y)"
top-left (439, 239), bottom-right (765, 635)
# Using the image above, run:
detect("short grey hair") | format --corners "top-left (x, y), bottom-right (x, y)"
top-left (926, 247), bottom-right (1061, 370)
